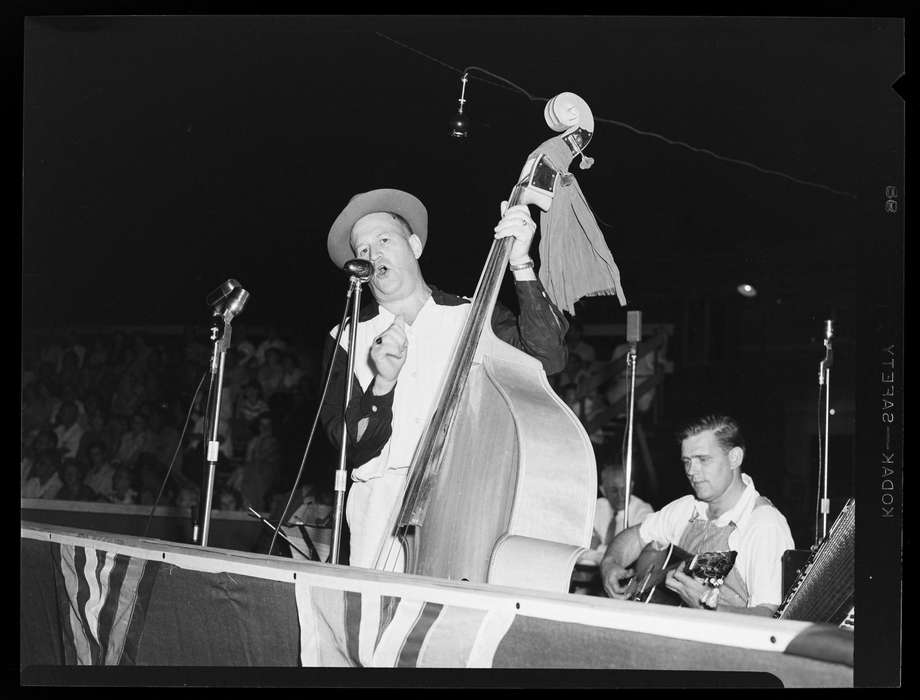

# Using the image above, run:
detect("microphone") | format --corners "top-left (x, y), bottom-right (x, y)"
top-left (207, 278), bottom-right (240, 308)
top-left (344, 259), bottom-right (374, 282)
top-left (626, 310), bottom-right (643, 348)
top-left (207, 278), bottom-right (250, 320)
top-left (823, 319), bottom-right (834, 369)
top-left (222, 287), bottom-right (250, 320)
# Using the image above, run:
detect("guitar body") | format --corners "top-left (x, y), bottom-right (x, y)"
top-left (623, 542), bottom-right (738, 607)
top-left (623, 543), bottom-right (692, 605)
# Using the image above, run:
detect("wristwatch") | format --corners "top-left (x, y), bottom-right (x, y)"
top-left (509, 258), bottom-right (534, 271)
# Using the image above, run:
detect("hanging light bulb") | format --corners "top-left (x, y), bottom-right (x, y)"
top-left (449, 72), bottom-right (470, 138)
top-left (736, 283), bottom-right (757, 298)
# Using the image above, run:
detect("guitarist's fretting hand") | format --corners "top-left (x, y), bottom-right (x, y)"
top-left (664, 568), bottom-right (711, 609)
top-left (600, 560), bottom-right (634, 598)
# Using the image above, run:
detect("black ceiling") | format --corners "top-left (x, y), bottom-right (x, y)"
top-left (21, 15), bottom-right (904, 332)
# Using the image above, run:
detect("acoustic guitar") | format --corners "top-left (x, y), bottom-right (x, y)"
top-left (622, 542), bottom-right (738, 607)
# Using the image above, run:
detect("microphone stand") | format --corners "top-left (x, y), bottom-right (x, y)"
top-left (329, 271), bottom-right (368, 565)
top-left (621, 340), bottom-right (639, 530)
top-left (814, 320), bottom-right (834, 547)
top-left (194, 312), bottom-right (233, 547)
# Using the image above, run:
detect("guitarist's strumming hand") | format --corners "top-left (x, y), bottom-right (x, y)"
top-left (664, 568), bottom-right (713, 609)
top-left (600, 560), bottom-right (634, 599)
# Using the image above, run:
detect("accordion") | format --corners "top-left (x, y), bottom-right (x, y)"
top-left (775, 498), bottom-right (855, 628)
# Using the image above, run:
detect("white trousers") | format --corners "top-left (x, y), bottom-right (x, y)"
top-left (346, 469), bottom-right (407, 572)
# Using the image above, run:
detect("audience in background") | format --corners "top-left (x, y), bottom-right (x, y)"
top-left (53, 400), bottom-right (85, 459)
top-left (217, 487), bottom-right (243, 511)
top-left (57, 459), bottom-right (96, 501)
top-left (22, 449), bottom-right (64, 499)
top-left (257, 347), bottom-right (286, 400)
top-left (21, 429), bottom-right (58, 487)
top-left (228, 412), bottom-right (282, 510)
top-left (580, 461), bottom-right (655, 566)
top-left (108, 466), bottom-right (139, 505)
top-left (115, 412), bottom-right (156, 467)
top-left (83, 441), bottom-right (116, 500)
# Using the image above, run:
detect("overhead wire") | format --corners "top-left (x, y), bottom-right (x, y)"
top-left (375, 31), bottom-right (858, 202)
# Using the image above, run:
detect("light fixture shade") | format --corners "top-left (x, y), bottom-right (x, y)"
top-left (737, 283), bottom-right (757, 298)
top-left (449, 110), bottom-right (469, 138)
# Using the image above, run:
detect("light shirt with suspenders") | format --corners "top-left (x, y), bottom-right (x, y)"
top-left (638, 473), bottom-right (795, 609)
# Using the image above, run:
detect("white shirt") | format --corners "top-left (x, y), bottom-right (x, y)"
top-left (54, 422), bottom-right (85, 459)
top-left (333, 294), bottom-right (469, 481)
top-left (22, 472), bottom-right (63, 499)
top-left (580, 495), bottom-right (654, 565)
top-left (638, 473), bottom-right (794, 608)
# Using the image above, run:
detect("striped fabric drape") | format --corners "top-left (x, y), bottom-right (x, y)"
top-left (296, 582), bottom-right (516, 667)
top-left (50, 542), bottom-right (159, 665)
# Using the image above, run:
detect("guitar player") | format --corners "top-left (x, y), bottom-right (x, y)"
top-left (600, 414), bottom-right (794, 616)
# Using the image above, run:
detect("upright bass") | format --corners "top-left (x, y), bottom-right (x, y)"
top-left (373, 93), bottom-right (600, 593)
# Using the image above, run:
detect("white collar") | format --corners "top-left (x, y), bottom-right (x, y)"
top-left (691, 473), bottom-right (758, 526)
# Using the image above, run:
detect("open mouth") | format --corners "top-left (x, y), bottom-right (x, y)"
top-left (375, 264), bottom-right (389, 279)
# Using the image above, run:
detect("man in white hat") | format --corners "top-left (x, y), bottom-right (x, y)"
top-left (321, 188), bottom-right (569, 570)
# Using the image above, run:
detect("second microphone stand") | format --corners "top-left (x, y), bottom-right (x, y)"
top-left (621, 341), bottom-right (639, 530)
top-left (814, 321), bottom-right (834, 547)
top-left (329, 269), bottom-right (370, 565)
top-left (195, 313), bottom-right (233, 547)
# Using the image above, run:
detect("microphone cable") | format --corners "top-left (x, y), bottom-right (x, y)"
top-left (268, 301), bottom-right (353, 557)
top-left (142, 369), bottom-right (209, 538)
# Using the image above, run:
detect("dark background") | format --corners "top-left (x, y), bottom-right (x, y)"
top-left (19, 14), bottom-right (903, 683)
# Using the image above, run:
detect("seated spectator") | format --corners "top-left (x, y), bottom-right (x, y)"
top-left (107, 466), bottom-right (139, 505)
top-left (114, 412), bottom-right (156, 467)
top-left (235, 381), bottom-right (269, 423)
top-left (280, 353), bottom-right (305, 394)
top-left (83, 441), bottom-right (116, 500)
top-left (60, 329), bottom-right (87, 370)
top-left (53, 400), bottom-right (85, 460)
top-left (234, 329), bottom-right (257, 368)
top-left (254, 327), bottom-right (288, 366)
top-left (580, 461), bottom-right (655, 566)
top-left (21, 380), bottom-right (56, 437)
top-left (217, 487), bottom-right (243, 511)
top-left (231, 381), bottom-right (268, 457)
top-left (148, 405), bottom-right (183, 473)
top-left (106, 414), bottom-right (130, 458)
top-left (22, 428), bottom-right (59, 487)
top-left (22, 449), bottom-right (64, 500)
top-left (40, 334), bottom-right (64, 374)
top-left (56, 350), bottom-right (84, 395)
top-left (257, 347), bottom-right (286, 400)
top-left (56, 459), bottom-right (96, 501)
top-left (227, 412), bottom-right (281, 510)
top-left (188, 394), bottom-right (235, 462)
top-left (49, 384), bottom-right (87, 427)
top-left (175, 486), bottom-right (200, 511)
top-left (85, 337), bottom-right (110, 372)
top-left (226, 347), bottom-right (256, 397)
top-left (79, 391), bottom-right (106, 430)
top-left (110, 372), bottom-right (144, 418)
top-left (76, 410), bottom-right (115, 465)
top-left (136, 453), bottom-right (169, 507)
